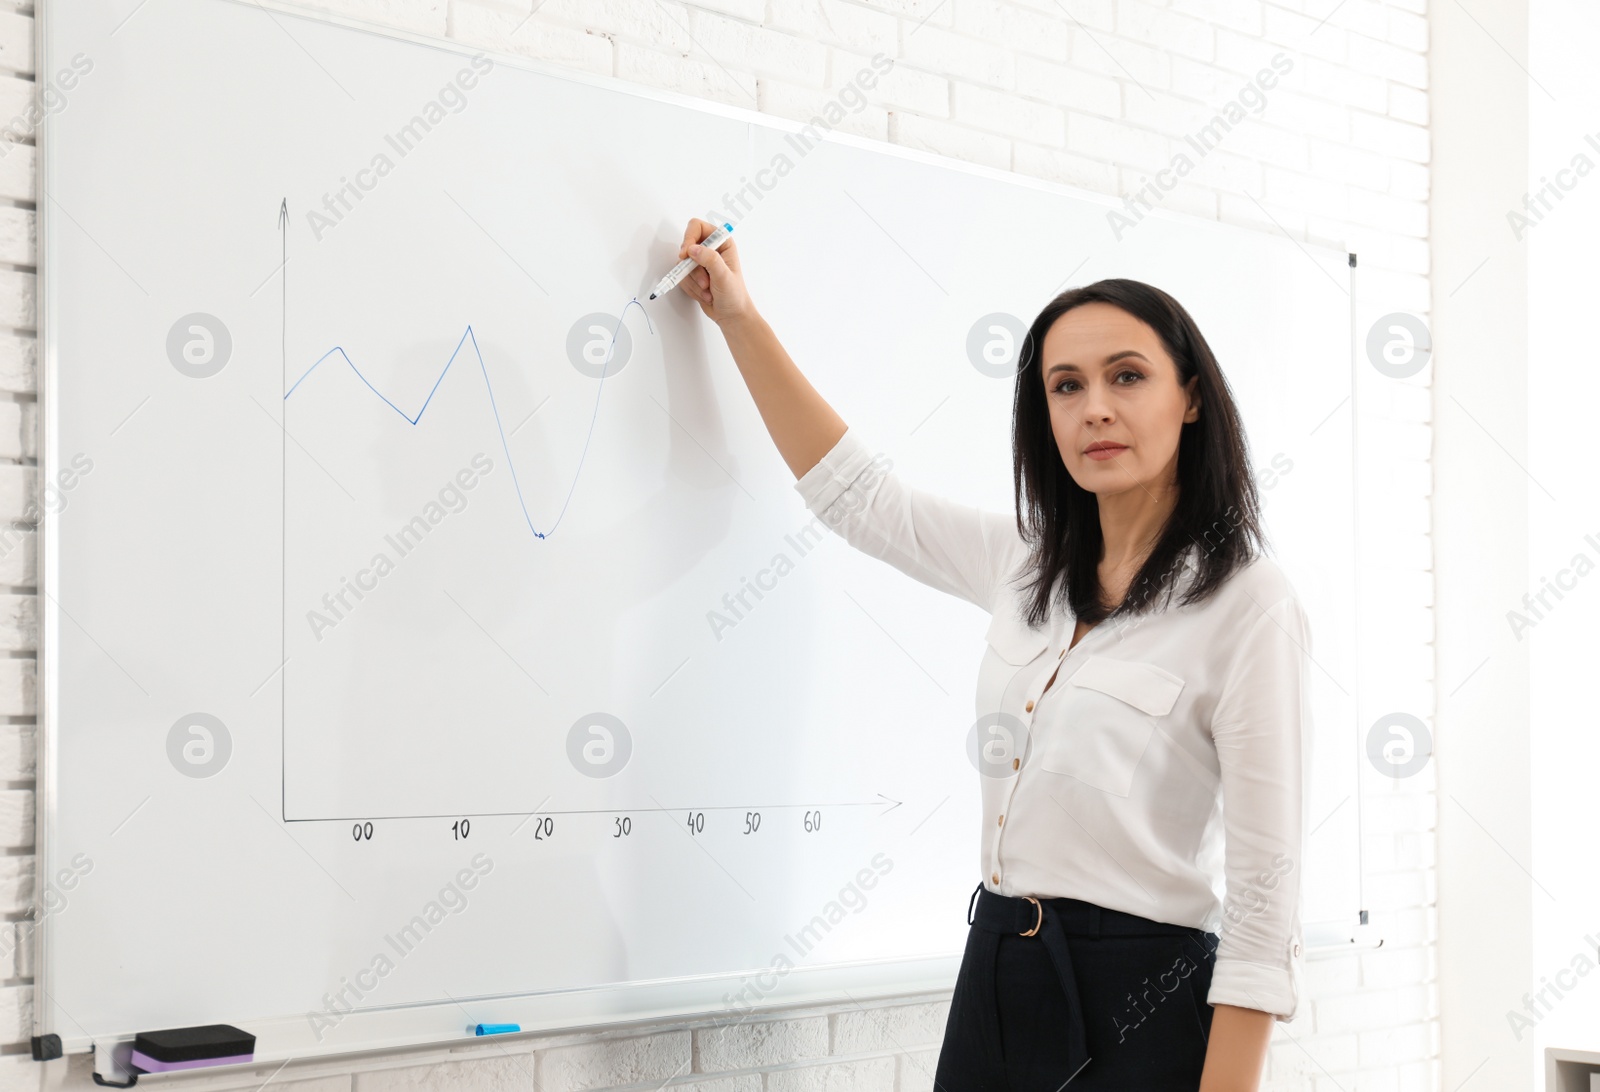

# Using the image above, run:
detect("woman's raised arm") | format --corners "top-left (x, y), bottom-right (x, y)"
top-left (673, 217), bottom-right (846, 480)
top-left (671, 218), bottom-right (1024, 612)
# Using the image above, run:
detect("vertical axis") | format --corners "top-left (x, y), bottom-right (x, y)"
top-left (279, 198), bottom-right (288, 821)
top-left (1348, 250), bottom-right (1367, 930)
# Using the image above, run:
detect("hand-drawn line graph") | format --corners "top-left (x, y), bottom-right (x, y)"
top-left (272, 200), bottom-right (908, 826)
top-left (283, 302), bottom-right (653, 541)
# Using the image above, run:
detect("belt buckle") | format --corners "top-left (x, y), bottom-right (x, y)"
top-left (1019, 895), bottom-right (1043, 936)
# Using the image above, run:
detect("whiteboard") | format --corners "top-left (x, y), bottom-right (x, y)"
top-left (37, 0), bottom-right (1360, 1065)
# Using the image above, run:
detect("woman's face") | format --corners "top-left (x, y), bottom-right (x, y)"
top-left (1040, 302), bottom-right (1200, 500)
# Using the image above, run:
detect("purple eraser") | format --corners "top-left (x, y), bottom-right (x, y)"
top-left (129, 1024), bottom-right (256, 1073)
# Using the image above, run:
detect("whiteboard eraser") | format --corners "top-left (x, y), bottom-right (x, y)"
top-left (130, 1024), bottom-right (255, 1072)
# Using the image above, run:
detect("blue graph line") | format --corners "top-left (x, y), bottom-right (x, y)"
top-left (283, 298), bottom-right (654, 540)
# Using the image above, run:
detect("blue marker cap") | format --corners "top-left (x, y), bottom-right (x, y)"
top-left (475, 1023), bottom-right (520, 1036)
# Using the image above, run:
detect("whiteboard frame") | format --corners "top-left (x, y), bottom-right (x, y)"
top-left (34, 0), bottom-right (59, 1064)
top-left (32, 0), bottom-right (1368, 1066)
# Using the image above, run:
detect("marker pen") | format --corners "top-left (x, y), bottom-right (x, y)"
top-left (647, 222), bottom-right (733, 300)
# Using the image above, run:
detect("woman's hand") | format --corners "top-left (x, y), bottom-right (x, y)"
top-left (674, 218), bottom-right (755, 326)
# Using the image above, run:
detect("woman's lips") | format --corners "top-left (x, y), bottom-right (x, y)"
top-left (1084, 445), bottom-right (1127, 461)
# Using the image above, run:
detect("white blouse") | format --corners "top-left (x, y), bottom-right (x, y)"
top-left (793, 425), bottom-right (1312, 1021)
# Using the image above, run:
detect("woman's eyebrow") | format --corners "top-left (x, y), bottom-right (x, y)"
top-left (1043, 350), bottom-right (1152, 378)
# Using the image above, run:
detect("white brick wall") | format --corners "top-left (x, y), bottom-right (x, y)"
top-left (3, 0), bottom-right (1436, 1088)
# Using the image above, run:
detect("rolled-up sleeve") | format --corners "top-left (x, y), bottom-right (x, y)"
top-left (791, 426), bottom-right (1019, 612)
top-left (1205, 593), bottom-right (1313, 1021)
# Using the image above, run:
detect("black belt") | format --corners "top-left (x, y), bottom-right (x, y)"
top-left (962, 882), bottom-right (1215, 1081)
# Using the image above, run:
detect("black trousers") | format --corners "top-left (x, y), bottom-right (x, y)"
top-left (933, 884), bottom-right (1219, 1091)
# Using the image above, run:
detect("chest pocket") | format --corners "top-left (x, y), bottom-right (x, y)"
top-left (976, 607), bottom-right (1049, 721)
top-left (984, 608), bottom-right (1049, 664)
top-left (1037, 655), bottom-right (1185, 797)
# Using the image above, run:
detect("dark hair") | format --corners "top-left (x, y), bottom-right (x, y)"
top-left (1008, 278), bottom-right (1265, 628)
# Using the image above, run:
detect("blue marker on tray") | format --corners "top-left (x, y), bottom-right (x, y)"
top-left (475, 1023), bottom-right (520, 1036)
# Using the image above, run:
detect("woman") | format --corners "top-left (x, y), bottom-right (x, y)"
top-left (671, 218), bottom-right (1311, 1092)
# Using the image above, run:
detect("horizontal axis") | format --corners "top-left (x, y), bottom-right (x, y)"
top-left (284, 796), bottom-right (902, 823)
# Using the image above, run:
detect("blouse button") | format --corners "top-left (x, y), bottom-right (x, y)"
top-left (1011, 757), bottom-right (1019, 770)
top-left (991, 871), bottom-right (999, 884)
top-left (1292, 941), bottom-right (1302, 957)
top-left (1024, 700), bottom-right (1034, 712)
top-left (997, 814), bottom-right (1004, 826)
